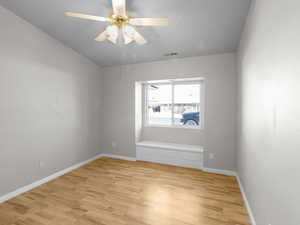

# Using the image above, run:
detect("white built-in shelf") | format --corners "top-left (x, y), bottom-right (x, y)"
top-left (136, 141), bottom-right (204, 153)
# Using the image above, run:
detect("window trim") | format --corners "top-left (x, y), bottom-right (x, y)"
top-left (143, 78), bottom-right (205, 130)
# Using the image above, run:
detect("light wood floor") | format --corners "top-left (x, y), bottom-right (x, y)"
top-left (0, 158), bottom-right (251, 225)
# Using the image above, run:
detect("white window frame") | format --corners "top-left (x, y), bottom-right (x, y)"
top-left (143, 78), bottom-right (205, 129)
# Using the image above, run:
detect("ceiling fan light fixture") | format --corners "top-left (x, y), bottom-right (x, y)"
top-left (95, 31), bottom-right (107, 42)
top-left (134, 31), bottom-right (147, 45)
top-left (106, 25), bottom-right (119, 44)
top-left (123, 34), bottom-right (133, 45)
top-left (122, 26), bottom-right (134, 44)
top-left (122, 25), bottom-right (146, 45)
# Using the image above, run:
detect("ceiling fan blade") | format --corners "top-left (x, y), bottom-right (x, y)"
top-left (129, 18), bottom-right (169, 26)
top-left (95, 31), bottom-right (107, 42)
top-left (112, 0), bottom-right (126, 17)
top-left (65, 12), bottom-right (110, 22)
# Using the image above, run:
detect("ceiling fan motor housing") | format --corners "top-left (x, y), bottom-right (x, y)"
top-left (109, 13), bottom-right (130, 28)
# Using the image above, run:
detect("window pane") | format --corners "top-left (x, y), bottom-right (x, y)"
top-left (174, 104), bottom-right (201, 126)
top-left (174, 83), bottom-right (201, 126)
top-left (148, 104), bottom-right (172, 126)
top-left (147, 84), bottom-right (172, 126)
top-left (148, 84), bottom-right (172, 104)
top-left (174, 83), bottom-right (200, 104)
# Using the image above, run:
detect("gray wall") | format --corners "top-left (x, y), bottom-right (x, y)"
top-left (237, 0), bottom-right (300, 224)
top-left (102, 53), bottom-right (238, 171)
top-left (0, 6), bottom-right (103, 196)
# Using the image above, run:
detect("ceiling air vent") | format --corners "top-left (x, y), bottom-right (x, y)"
top-left (164, 52), bottom-right (179, 57)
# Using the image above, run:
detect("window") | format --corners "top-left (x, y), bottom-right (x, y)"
top-left (144, 78), bottom-right (204, 128)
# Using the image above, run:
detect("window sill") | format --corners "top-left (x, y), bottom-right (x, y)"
top-left (143, 124), bottom-right (203, 130)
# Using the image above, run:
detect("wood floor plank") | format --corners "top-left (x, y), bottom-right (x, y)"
top-left (0, 157), bottom-right (251, 225)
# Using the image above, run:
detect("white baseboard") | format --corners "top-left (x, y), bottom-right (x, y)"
top-left (203, 167), bottom-right (237, 176)
top-left (203, 168), bottom-right (257, 225)
top-left (101, 153), bottom-right (136, 161)
top-left (236, 175), bottom-right (257, 225)
top-left (0, 154), bottom-right (103, 203)
top-left (0, 153), bottom-right (138, 203)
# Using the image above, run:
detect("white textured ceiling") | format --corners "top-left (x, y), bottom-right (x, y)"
top-left (0, 0), bottom-right (251, 67)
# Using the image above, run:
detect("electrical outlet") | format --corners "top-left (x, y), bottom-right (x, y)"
top-left (112, 142), bottom-right (117, 148)
top-left (209, 153), bottom-right (215, 159)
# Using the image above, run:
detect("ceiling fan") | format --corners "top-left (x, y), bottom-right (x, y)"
top-left (65, 0), bottom-right (169, 45)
